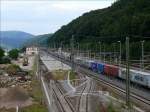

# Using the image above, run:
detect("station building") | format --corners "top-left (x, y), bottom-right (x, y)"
top-left (26, 46), bottom-right (38, 55)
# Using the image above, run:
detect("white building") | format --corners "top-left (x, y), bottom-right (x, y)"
top-left (26, 46), bottom-right (38, 55)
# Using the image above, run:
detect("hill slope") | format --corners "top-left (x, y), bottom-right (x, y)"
top-left (50, 0), bottom-right (150, 44)
top-left (23, 34), bottom-right (52, 47)
top-left (0, 31), bottom-right (34, 50)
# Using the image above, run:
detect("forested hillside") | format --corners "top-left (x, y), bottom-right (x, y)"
top-left (23, 34), bottom-right (52, 47)
top-left (48, 0), bottom-right (150, 59)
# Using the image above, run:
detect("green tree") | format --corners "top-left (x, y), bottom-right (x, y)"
top-left (0, 47), bottom-right (5, 63)
top-left (48, 0), bottom-right (150, 59)
top-left (9, 49), bottom-right (19, 60)
top-left (0, 47), bottom-right (4, 59)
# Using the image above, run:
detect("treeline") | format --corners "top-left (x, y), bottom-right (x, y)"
top-left (48, 0), bottom-right (150, 59)
top-left (0, 47), bottom-right (19, 64)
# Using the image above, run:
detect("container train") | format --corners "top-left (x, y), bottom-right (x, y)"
top-left (57, 51), bottom-right (150, 88)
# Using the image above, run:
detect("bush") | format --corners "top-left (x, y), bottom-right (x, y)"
top-left (1, 56), bottom-right (11, 64)
top-left (6, 64), bottom-right (21, 75)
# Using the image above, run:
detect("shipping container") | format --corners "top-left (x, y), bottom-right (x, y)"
top-left (118, 68), bottom-right (126, 79)
top-left (130, 69), bottom-right (150, 88)
top-left (104, 64), bottom-right (119, 77)
top-left (97, 63), bottom-right (104, 74)
top-left (85, 60), bottom-right (95, 69)
top-left (91, 62), bottom-right (98, 72)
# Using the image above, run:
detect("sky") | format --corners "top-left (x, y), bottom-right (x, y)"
top-left (1, 0), bottom-right (116, 35)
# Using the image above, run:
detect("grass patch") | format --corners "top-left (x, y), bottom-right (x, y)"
top-left (107, 101), bottom-right (116, 112)
top-left (20, 55), bottom-right (47, 112)
top-left (69, 70), bottom-right (76, 81)
top-left (51, 70), bottom-right (68, 80)
top-left (29, 79), bottom-right (43, 102)
top-left (31, 55), bottom-right (38, 76)
top-left (20, 104), bottom-right (47, 112)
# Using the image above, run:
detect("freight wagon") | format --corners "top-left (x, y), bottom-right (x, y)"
top-left (97, 63), bottom-right (104, 74)
top-left (61, 54), bottom-right (150, 88)
top-left (119, 68), bottom-right (150, 88)
top-left (84, 60), bottom-right (94, 69)
top-left (131, 70), bottom-right (150, 88)
top-left (104, 64), bottom-right (119, 77)
top-left (90, 62), bottom-right (98, 72)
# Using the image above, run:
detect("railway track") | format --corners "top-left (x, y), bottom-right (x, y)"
top-left (39, 56), bottom-right (75, 112)
top-left (40, 53), bottom-right (95, 112)
top-left (52, 86), bottom-right (66, 112)
top-left (54, 82), bottom-right (76, 112)
top-left (77, 77), bottom-right (94, 112)
top-left (79, 69), bottom-right (150, 109)
top-left (85, 79), bottom-right (94, 112)
top-left (77, 79), bottom-right (87, 112)
top-left (46, 51), bottom-right (150, 110)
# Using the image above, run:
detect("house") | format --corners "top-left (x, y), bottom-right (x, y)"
top-left (26, 46), bottom-right (38, 55)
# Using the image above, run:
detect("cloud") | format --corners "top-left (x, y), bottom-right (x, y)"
top-left (1, 0), bottom-right (115, 35)
top-left (51, 1), bottom-right (113, 11)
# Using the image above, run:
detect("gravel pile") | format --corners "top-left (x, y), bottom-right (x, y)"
top-left (0, 75), bottom-right (31, 88)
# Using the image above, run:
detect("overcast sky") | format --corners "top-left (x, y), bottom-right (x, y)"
top-left (1, 0), bottom-right (116, 35)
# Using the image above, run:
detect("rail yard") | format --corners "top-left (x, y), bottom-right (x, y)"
top-left (38, 50), bottom-right (150, 112)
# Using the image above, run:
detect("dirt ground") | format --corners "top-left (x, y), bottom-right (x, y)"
top-left (0, 86), bottom-right (33, 109)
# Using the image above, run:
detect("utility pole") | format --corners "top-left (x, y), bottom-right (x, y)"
top-left (60, 42), bottom-right (64, 69)
top-left (37, 47), bottom-right (39, 78)
top-left (103, 44), bottom-right (105, 63)
top-left (126, 37), bottom-right (130, 109)
top-left (141, 40), bottom-right (144, 71)
top-left (118, 41), bottom-right (121, 67)
top-left (113, 43), bottom-right (116, 63)
top-left (70, 35), bottom-right (74, 71)
top-left (77, 43), bottom-right (80, 57)
top-left (99, 42), bottom-right (101, 61)
top-left (86, 43), bottom-right (89, 59)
